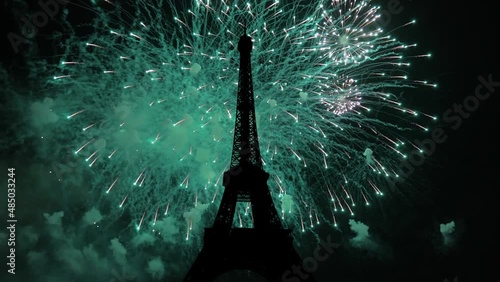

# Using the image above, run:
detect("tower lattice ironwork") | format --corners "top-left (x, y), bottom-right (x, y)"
top-left (182, 28), bottom-right (317, 282)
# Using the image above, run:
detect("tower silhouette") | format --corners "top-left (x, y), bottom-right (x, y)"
top-left (183, 29), bottom-right (317, 282)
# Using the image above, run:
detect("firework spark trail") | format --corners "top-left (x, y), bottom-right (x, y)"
top-left (46, 0), bottom-right (435, 239)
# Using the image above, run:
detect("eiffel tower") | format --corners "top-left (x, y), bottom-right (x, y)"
top-left (183, 28), bottom-right (317, 282)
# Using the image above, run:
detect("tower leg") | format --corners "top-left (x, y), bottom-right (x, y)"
top-left (183, 228), bottom-right (317, 282)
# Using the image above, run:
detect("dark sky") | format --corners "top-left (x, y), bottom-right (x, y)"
top-left (1, 0), bottom-right (498, 282)
top-left (359, 1), bottom-right (500, 281)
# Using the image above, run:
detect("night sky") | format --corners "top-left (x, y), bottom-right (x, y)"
top-left (1, 0), bottom-right (498, 282)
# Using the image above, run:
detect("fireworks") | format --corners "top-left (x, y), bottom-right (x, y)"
top-left (46, 0), bottom-right (435, 240)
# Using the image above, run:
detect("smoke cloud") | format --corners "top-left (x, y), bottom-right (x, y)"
top-left (440, 221), bottom-right (456, 246)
